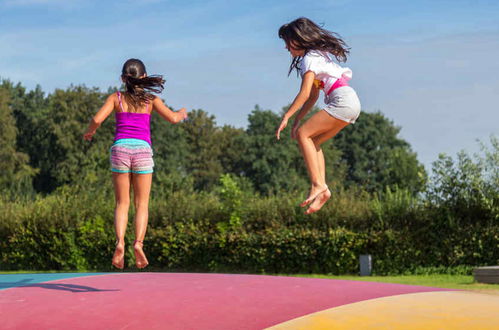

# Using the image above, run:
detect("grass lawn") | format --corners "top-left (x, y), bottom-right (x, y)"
top-left (286, 274), bottom-right (499, 294)
top-left (0, 270), bottom-right (95, 274)
top-left (1, 271), bottom-right (498, 294)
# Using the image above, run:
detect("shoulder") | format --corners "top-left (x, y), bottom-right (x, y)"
top-left (306, 50), bottom-right (332, 62)
top-left (300, 50), bottom-right (325, 72)
top-left (301, 50), bottom-right (326, 66)
top-left (151, 95), bottom-right (165, 109)
top-left (305, 50), bottom-right (322, 58)
top-left (151, 95), bottom-right (161, 104)
top-left (102, 93), bottom-right (120, 112)
top-left (106, 92), bottom-right (119, 103)
top-left (303, 50), bottom-right (326, 63)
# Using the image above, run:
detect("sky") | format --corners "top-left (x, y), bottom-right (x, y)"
top-left (1, 0), bottom-right (498, 171)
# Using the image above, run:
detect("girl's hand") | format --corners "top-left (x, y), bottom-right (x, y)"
top-left (291, 120), bottom-right (300, 140)
top-left (276, 116), bottom-right (289, 140)
top-left (177, 108), bottom-right (188, 122)
top-left (83, 131), bottom-right (95, 141)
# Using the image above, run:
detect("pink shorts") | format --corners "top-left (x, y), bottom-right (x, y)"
top-left (110, 139), bottom-right (154, 174)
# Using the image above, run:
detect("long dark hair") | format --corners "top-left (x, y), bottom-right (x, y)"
top-left (278, 17), bottom-right (350, 75)
top-left (121, 58), bottom-right (165, 111)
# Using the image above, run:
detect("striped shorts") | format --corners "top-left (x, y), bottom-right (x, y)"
top-left (110, 139), bottom-right (154, 174)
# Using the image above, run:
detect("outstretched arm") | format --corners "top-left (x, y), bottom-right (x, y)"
top-left (152, 97), bottom-right (188, 123)
top-left (276, 71), bottom-right (315, 140)
top-left (83, 94), bottom-right (115, 141)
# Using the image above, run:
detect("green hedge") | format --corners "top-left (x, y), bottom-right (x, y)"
top-left (1, 184), bottom-right (497, 275)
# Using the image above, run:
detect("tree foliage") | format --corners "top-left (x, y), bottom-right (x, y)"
top-left (0, 86), bottom-right (36, 195)
top-left (332, 111), bottom-right (427, 194)
top-left (0, 80), bottom-right (427, 196)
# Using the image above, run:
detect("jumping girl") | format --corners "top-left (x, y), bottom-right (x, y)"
top-left (276, 17), bottom-right (361, 214)
top-left (84, 58), bottom-right (187, 269)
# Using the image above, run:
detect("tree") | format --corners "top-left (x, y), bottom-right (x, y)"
top-left (181, 109), bottom-right (225, 190)
top-left (2, 81), bottom-right (53, 192)
top-left (149, 109), bottom-right (192, 193)
top-left (237, 107), bottom-right (307, 194)
top-left (31, 85), bottom-right (112, 192)
top-left (0, 87), bottom-right (37, 195)
top-left (234, 106), bottom-right (346, 195)
top-left (331, 111), bottom-right (426, 194)
top-left (428, 136), bottom-right (499, 212)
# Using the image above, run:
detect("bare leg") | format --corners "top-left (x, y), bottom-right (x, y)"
top-left (317, 148), bottom-right (326, 191)
top-left (132, 173), bottom-right (152, 269)
top-left (297, 132), bottom-right (329, 206)
top-left (297, 111), bottom-right (349, 213)
top-left (112, 172), bottom-right (131, 269)
top-left (311, 123), bottom-right (347, 188)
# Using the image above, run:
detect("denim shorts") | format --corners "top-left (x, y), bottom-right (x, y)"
top-left (110, 138), bottom-right (154, 174)
top-left (324, 86), bottom-right (361, 124)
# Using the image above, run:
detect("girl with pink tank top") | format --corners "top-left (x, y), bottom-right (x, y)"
top-left (83, 58), bottom-right (188, 269)
top-left (276, 17), bottom-right (361, 215)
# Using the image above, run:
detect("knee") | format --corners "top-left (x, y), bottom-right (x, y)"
top-left (115, 199), bottom-right (130, 209)
top-left (296, 127), bottom-right (308, 142)
top-left (134, 199), bottom-right (149, 211)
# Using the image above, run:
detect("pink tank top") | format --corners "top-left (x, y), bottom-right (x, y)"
top-left (114, 92), bottom-right (152, 145)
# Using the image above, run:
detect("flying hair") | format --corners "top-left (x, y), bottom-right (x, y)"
top-left (278, 17), bottom-right (350, 76)
top-left (121, 58), bottom-right (165, 111)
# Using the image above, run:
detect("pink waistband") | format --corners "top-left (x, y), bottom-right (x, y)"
top-left (326, 77), bottom-right (349, 95)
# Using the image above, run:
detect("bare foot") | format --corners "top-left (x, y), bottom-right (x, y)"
top-left (112, 242), bottom-right (125, 269)
top-left (133, 240), bottom-right (149, 269)
top-left (305, 188), bottom-right (331, 214)
top-left (300, 184), bottom-right (328, 207)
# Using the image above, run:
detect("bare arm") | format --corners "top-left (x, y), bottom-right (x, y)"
top-left (152, 97), bottom-right (187, 123)
top-left (295, 84), bottom-right (320, 123)
top-left (276, 71), bottom-right (316, 140)
top-left (83, 94), bottom-right (115, 141)
top-left (290, 85), bottom-right (320, 139)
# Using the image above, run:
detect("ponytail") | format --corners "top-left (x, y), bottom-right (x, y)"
top-left (121, 74), bottom-right (165, 106)
top-left (121, 58), bottom-right (165, 110)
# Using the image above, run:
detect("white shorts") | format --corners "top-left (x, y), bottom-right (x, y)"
top-left (323, 86), bottom-right (361, 124)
